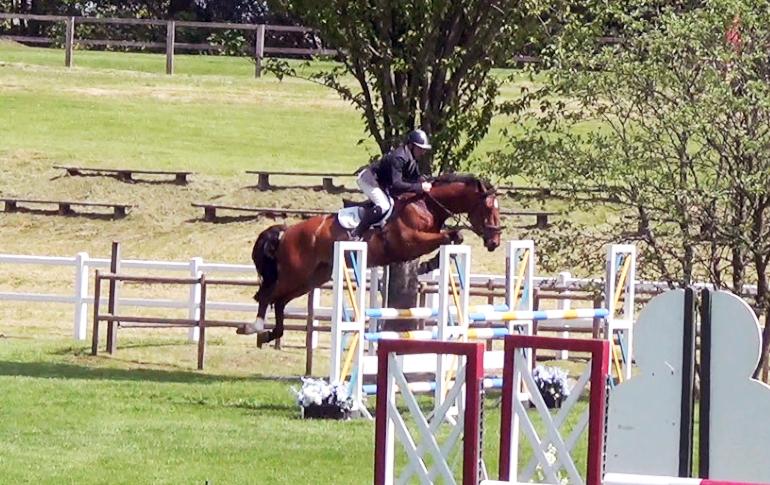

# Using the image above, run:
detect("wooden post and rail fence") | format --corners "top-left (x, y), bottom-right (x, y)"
top-left (0, 13), bottom-right (553, 76)
top-left (0, 13), bottom-right (336, 77)
top-left (4, 241), bottom-right (768, 379)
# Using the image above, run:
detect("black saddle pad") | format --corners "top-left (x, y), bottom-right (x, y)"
top-left (341, 198), bottom-right (373, 209)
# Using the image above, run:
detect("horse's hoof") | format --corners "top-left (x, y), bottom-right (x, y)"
top-left (449, 230), bottom-right (464, 245)
top-left (236, 323), bottom-right (259, 335)
top-left (256, 331), bottom-right (270, 348)
top-left (237, 318), bottom-right (265, 335)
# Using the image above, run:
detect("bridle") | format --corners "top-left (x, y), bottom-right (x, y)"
top-left (473, 190), bottom-right (504, 240)
top-left (424, 187), bottom-right (503, 239)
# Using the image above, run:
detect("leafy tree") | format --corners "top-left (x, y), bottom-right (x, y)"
top-left (266, 0), bottom-right (555, 173)
top-left (264, 1), bottom-right (556, 318)
top-left (487, 0), bottom-right (770, 374)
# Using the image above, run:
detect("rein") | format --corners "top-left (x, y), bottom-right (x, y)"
top-left (424, 188), bottom-right (502, 236)
top-left (423, 191), bottom-right (454, 220)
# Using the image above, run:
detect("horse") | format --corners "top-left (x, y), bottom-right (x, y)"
top-left (237, 173), bottom-right (502, 347)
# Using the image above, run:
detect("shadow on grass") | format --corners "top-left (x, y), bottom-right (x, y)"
top-left (94, 340), bottom-right (193, 351)
top-left (180, 396), bottom-right (297, 416)
top-left (0, 334), bottom-right (35, 340)
top-left (243, 183), bottom-right (357, 194)
top-left (187, 214), bottom-right (263, 224)
top-left (4, 206), bottom-right (121, 221)
top-left (52, 172), bottom-right (189, 186)
top-left (0, 359), bottom-right (297, 385)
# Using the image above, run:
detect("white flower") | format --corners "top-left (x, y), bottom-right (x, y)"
top-left (293, 377), bottom-right (354, 411)
top-left (533, 365), bottom-right (571, 398)
top-left (533, 444), bottom-right (569, 484)
top-left (545, 444), bottom-right (558, 466)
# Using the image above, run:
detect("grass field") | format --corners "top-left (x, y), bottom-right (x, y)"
top-left (0, 41), bottom-right (596, 484)
top-left (0, 40), bottom-right (528, 174)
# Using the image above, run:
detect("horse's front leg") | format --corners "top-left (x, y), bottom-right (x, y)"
top-left (418, 253), bottom-right (441, 274)
top-left (398, 229), bottom-right (463, 262)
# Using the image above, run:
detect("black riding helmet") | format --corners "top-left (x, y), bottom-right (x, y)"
top-left (406, 129), bottom-right (432, 150)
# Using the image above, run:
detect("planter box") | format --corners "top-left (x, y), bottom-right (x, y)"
top-left (536, 385), bottom-right (565, 409)
top-left (301, 403), bottom-right (352, 420)
top-left (542, 391), bottom-right (564, 409)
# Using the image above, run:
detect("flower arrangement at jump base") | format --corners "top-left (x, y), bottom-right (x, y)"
top-left (293, 377), bottom-right (354, 420)
top-left (534, 444), bottom-right (570, 485)
top-left (532, 365), bottom-right (571, 409)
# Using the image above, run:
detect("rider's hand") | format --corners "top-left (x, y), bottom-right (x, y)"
top-left (421, 182), bottom-right (432, 192)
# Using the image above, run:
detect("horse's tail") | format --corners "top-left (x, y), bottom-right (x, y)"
top-left (252, 224), bottom-right (285, 302)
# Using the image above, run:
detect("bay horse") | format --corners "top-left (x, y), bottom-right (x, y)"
top-left (237, 173), bottom-right (502, 347)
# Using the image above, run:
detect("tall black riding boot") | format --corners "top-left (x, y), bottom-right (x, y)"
top-left (351, 206), bottom-right (383, 239)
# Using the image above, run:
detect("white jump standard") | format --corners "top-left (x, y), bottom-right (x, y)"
top-left (330, 240), bottom-right (637, 416)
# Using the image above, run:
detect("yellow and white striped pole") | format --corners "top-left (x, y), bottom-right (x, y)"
top-left (435, 244), bottom-right (470, 410)
top-left (330, 241), bottom-right (368, 414)
top-left (606, 244), bottom-right (637, 382)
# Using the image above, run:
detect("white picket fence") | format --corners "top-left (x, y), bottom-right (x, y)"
top-left (0, 252), bottom-right (265, 341)
top-left (0, 251), bottom-right (388, 345)
top-left (1, 250), bottom-right (761, 345)
top-left (0, 251), bottom-right (513, 344)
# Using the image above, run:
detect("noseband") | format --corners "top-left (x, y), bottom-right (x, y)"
top-left (474, 191), bottom-right (503, 238)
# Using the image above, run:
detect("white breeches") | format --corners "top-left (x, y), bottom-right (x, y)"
top-left (357, 168), bottom-right (391, 213)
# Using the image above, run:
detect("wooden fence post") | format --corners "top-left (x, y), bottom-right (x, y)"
top-left (64, 16), bottom-right (75, 67)
top-left (254, 24), bottom-right (265, 78)
top-left (166, 20), bottom-right (176, 76)
top-left (106, 241), bottom-right (121, 354)
top-left (166, 20), bottom-right (175, 75)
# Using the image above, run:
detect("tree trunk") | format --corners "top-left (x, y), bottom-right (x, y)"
top-left (382, 260), bottom-right (421, 332)
top-left (756, 307), bottom-right (770, 380)
top-left (753, 266), bottom-right (770, 379)
top-left (168, 0), bottom-right (196, 19)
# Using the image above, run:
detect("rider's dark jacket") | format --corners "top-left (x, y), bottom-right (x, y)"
top-left (371, 145), bottom-right (424, 195)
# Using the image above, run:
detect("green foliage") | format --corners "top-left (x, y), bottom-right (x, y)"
top-left (489, 0), bottom-right (770, 288)
top-left (267, 0), bottom-right (555, 173)
top-left (488, 0), bottom-right (770, 373)
top-left (207, 29), bottom-right (247, 56)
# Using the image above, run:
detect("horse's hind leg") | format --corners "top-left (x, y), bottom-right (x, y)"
top-left (257, 264), bottom-right (332, 348)
top-left (260, 301), bottom-right (287, 349)
top-left (256, 295), bottom-right (295, 348)
top-left (236, 296), bottom-right (270, 336)
top-left (255, 282), bottom-right (308, 347)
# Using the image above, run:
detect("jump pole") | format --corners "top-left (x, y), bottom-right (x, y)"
top-left (373, 339), bottom-right (485, 485)
top-left (330, 243), bottom-right (472, 414)
top-left (329, 240), bottom-right (368, 415)
top-left (605, 244), bottom-right (636, 381)
top-left (436, 244), bottom-right (471, 408)
top-left (505, 239), bottom-right (535, 318)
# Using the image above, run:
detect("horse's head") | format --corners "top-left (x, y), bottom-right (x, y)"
top-left (431, 174), bottom-right (502, 251)
top-left (468, 185), bottom-right (502, 252)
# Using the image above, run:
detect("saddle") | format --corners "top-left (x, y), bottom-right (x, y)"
top-left (341, 198), bottom-right (371, 209)
top-left (336, 197), bottom-right (394, 230)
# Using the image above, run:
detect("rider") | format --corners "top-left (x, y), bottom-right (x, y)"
top-left (352, 129), bottom-right (433, 239)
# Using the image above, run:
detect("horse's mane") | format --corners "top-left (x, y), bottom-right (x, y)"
top-left (432, 172), bottom-right (494, 192)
